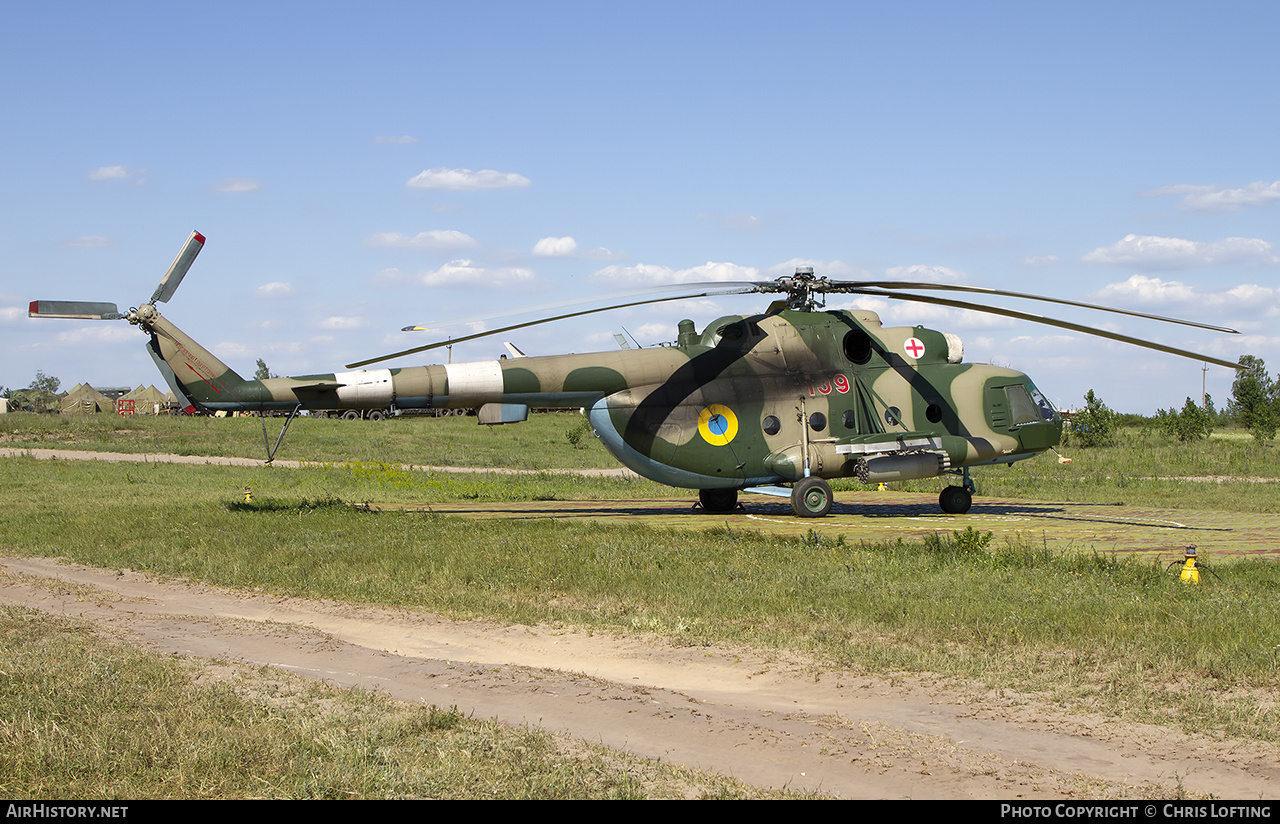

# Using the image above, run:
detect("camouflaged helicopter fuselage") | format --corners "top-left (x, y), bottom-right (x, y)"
top-left (151, 305), bottom-right (1062, 489)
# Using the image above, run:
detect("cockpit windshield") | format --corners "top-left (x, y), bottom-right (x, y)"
top-left (1028, 384), bottom-right (1057, 421)
top-left (1006, 384), bottom-right (1058, 426)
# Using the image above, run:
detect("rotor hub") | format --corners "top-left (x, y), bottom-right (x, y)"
top-left (770, 268), bottom-right (829, 311)
top-left (128, 304), bottom-right (158, 327)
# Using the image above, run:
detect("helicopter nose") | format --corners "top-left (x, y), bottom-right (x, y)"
top-left (1015, 418), bottom-right (1064, 452)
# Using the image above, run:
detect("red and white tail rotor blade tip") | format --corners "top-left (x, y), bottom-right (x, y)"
top-left (28, 300), bottom-right (123, 320)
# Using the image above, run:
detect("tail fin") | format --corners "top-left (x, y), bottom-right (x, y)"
top-left (145, 313), bottom-right (263, 412)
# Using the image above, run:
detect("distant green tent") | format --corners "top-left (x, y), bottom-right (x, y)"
top-left (120, 384), bottom-right (169, 414)
top-left (60, 383), bottom-right (113, 414)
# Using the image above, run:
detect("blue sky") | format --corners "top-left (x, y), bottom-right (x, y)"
top-left (4, 1), bottom-right (1279, 414)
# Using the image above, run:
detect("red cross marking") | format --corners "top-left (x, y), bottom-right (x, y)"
top-left (904, 337), bottom-right (925, 358)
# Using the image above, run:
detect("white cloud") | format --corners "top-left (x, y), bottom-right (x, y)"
top-left (406, 167), bottom-right (531, 190)
top-left (418, 259), bottom-right (536, 287)
top-left (371, 267), bottom-right (406, 286)
top-left (884, 264), bottom-right (968, 283)
top-left (581, 246), bottom-right (623, 261)
top-left (321, 316), bottom-right (367, 330)
top-left (763, 259), bottom-right (865, 279)
top-left (1091, 274), bottom-right (1280, 320)
top-left (212, 178), bottom-right (261, 194)
top-left (212, 341), bottom-right (251, 359)
top-left (52, 325), bottom-right (137, 345)
top-left (366, 230), bottom-right (478, 250)
top-left (592, 261), bottom-right (759, 286)
top-left (88, 165), bottom-right (143, 183)
top-left (532, 236), bottom-right (577, 257)
top-left (1092, 274), bottom-right (1196, 304)
top-left (0, 306), bottom-right (24, 322)
top-left (64, 236), bottom-right (111, 248)
top-left (373, 135), bottom-right (417, 144)
top-left (1083, 234), bottom-right (1279, 269)
top-left (633, 322), bottom-right (674, 342)
top-left (1146, 181), bottom-right (1280, 213)
top-left (89, 165), bottom-right (129, 181)
top-left (834, 294), bottom-right (1014, 330)
top-left (532, 237), bottom-right (621, 260)
top-left (254, 282), bottom-right (295, 298)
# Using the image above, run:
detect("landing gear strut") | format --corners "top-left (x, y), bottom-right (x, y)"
top-left (259, 404), bottom-right (302, 464)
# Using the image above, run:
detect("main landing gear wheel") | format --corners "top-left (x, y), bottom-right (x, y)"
top-left (698, 488), bottom-right (739, 513)
top-left (939, 485), bottom-right (972, 514)
top-left (791, 477), bottom-right (833, 518)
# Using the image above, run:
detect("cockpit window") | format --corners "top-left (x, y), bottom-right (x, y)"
top-left (1005, 385), bottom-right (1041, 426)
top-left (1028, 384), bottom-right (1057, 421)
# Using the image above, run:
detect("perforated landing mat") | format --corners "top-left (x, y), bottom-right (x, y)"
top-left (368, 491), bottom-right (1280, 561)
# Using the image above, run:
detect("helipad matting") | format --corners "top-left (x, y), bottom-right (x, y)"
top-left (366, 491), bottom-right (1280, 561)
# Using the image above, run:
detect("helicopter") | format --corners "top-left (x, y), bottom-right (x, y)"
top-left (30, 231), bottom-right (1242, 518)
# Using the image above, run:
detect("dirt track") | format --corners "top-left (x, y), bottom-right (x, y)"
top-left (3, 447), bottom-right (1279, 799)
top-left (4, 555), bottom-right (1278, 799)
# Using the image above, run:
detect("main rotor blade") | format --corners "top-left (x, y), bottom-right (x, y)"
top-left (400, 281), bottom-right (763, 334)
top-left (833, 281), bottom-right (1240, 334)
top-left (28, 300), bottom-right (125, 320)
top-left (348, 285), bottom-right (759, 369)
top-left (149, 230), bottom-right (206, 304)
top-left (845, 288), bottom-right (1240, 369)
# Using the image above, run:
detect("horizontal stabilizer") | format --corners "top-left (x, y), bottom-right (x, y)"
top-left (29, 300), bottom-right (124, 320)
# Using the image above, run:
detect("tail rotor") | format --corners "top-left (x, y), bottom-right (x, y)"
top-left (29, 231), bottom-right (205, 327)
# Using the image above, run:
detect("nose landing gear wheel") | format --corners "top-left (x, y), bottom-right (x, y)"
top-left (939, 485), bottom-right (972, 514)
top-left (791, 477), bottom-right (833, 518)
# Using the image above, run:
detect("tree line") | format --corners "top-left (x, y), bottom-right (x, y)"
top-left (1068, 355), bottom-right (1280, 446)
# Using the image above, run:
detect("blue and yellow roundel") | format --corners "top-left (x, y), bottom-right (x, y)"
top-left (697, 404), bottom-right (738, 446)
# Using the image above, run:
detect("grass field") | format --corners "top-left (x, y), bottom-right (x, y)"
top-left (0, 408), bottom-right (619, 469)
top-left (2, 412), bottom-right (1278, 797)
